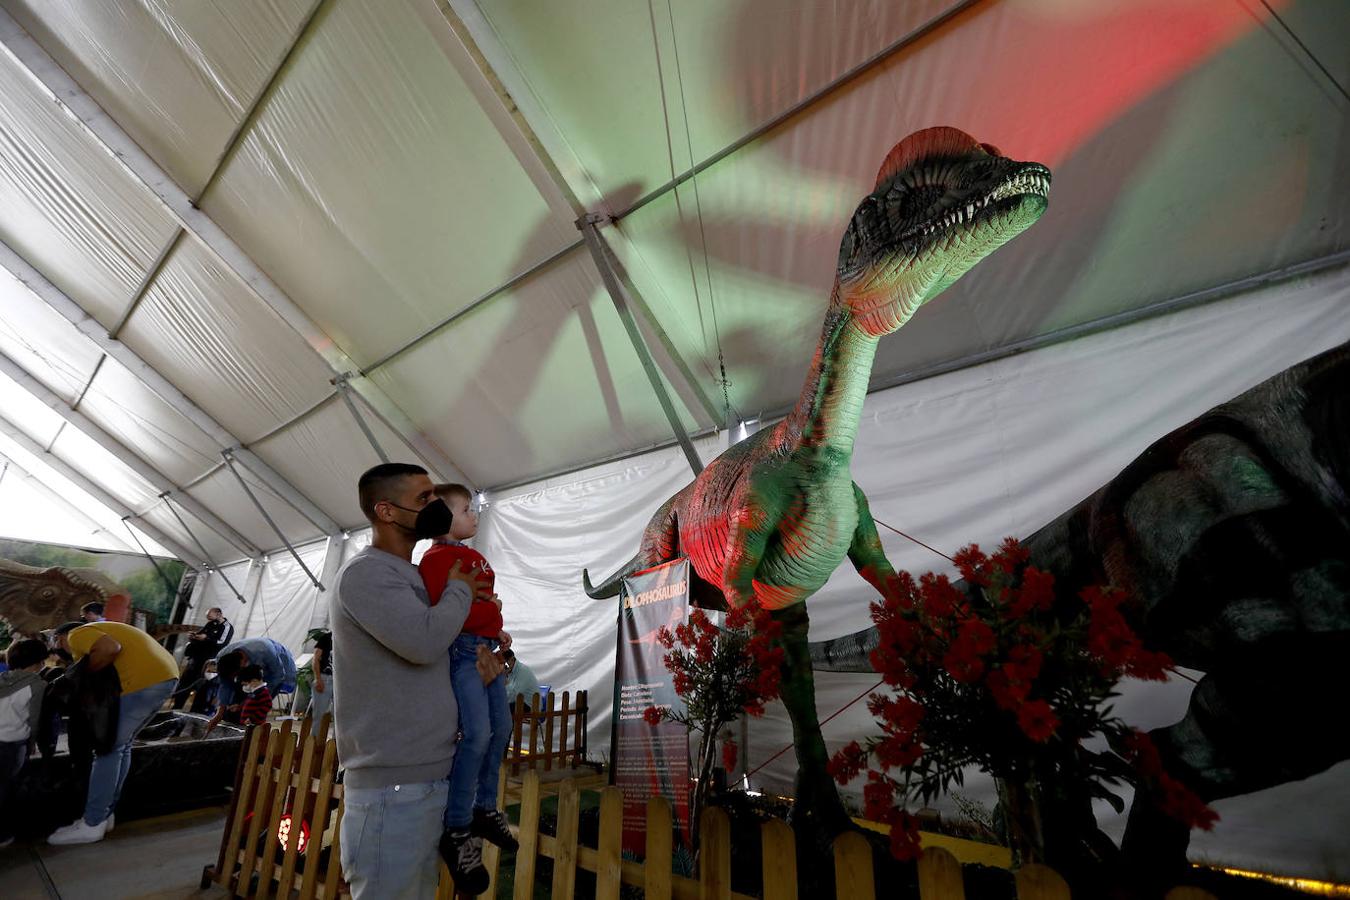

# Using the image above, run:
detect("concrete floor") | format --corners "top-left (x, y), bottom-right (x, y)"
top-left (0, 807), bottom-right (231, 900)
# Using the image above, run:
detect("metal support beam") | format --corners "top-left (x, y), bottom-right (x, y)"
top-left (334, 376), bottom-right (389, 463)
top-left (0, 348), bottom-right (262, 557)
top-left (222, 453), bottom-right (324, 591)
top-left (163, 497), bottom-right (247, 604)
top-left (0, 451), bottom-right (135, 553)
top-left (0, 237), bottom-right (341, 535)
top-left (0, 6), bottom-right (469, 489)
top-left (121, 517), bottom-right (186, 600)
top-left (0, 413), bottom-right (202, 565)
top-left (579, 215), bottom-right (703, 476)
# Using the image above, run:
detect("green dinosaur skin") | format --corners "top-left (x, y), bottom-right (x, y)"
top-left (810, 340), bottom-right (1350, 880)
top-left (584, 127), bottom-right (1051, 833)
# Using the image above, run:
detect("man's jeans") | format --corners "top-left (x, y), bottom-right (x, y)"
top-left (308, 672), bottom-right (335, 727)
top-left (84, 679), bottom-right (176, 825)
top-left (341, 779), bottom-right (448, 900)
top-left (444, 634), bottom-right (511, 830)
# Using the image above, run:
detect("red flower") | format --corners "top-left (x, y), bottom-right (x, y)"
top-left (828, 741), bottom-right (868, 784)
top-left (888, 811), bottom-right (923, 861)
top-left (1016, 700), bottom-right (1059, 742)
top-left (943, 640), bottom-right (985, 683)
top-left (953, 544), bottom-right (989, 586)
top-left (875, 734), bottom-right (923, 769)
top-left (920, 572), bottom-right (963, 620)
top-left (1010, 566), bottom-right (1056, 616)
top-left (722, 740), bottom-right (738, 772)
top-left (863, 772), bottom-right (896, 822)
top-left (986, 667), bottom-right (1030, 710)
top-left (642, 706), bottom-right (664, 726)
top-left (957, 618), bottom-right (997, 656)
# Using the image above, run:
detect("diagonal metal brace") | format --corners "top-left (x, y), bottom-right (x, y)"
top-left (162, 495), bottom-right (248, 605)
top-left (578, 214), bottom-right (703, 476)
top-left (221, 452), bottom-right (324, 591)
top-left (334, 374), bottom-right (390, 463)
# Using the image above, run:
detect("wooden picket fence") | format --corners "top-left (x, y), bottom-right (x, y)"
top-left (201, 716), bottom-right (344, 899)
top-left (501, 690), bottom-right (606, 805)
top-left (204, 721), bottom-right (1218, 899)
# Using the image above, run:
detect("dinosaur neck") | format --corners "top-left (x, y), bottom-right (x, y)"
top-left (781, 287), bottom-right (879, 456)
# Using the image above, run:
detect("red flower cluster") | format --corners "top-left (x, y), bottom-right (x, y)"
top-left (642, 705), bottom-right (664, 726)
top-left (833, 538), bottom-right (1209, 861)
top-left (1123, 731), bottom-right (1218, 831)
top-left (722, 739), bottom-right (739, 773)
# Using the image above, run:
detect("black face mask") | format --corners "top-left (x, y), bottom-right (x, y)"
top-left (386, 498), bottom-right (453, 540)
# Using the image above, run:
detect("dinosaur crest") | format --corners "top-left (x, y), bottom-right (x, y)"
top-left (0, 558), bottom-right (126, 635)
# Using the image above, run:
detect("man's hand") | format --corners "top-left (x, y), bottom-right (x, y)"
top-left (445, 560), bottom-right (493, 602)
top-left (475, 644), bottom-right (505, 686)
top-left (488, 593), bottom-right (503, 610)
top-left (497, 630), bottom-right (512, 651)
top-left (314, 675), bottom-right (326, 694)
top-left (204, 709), bottom-right (224, 735)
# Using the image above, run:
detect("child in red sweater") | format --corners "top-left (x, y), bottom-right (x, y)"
top-left (236, 665), bottom-right (272, 726)
top-left (419, 483), bottom-right (516, 891)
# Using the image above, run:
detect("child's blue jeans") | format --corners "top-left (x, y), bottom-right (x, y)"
top-left (444, 634), bottom-right (512, 831)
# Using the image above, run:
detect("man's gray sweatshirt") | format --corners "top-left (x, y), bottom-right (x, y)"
top-left (331, 546), bottom-right (470, 789)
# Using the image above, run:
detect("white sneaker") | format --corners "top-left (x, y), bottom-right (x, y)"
top-left (47, 817), bottom-right (109, 845)
top-left (106, 814), bottom-right (115, 833)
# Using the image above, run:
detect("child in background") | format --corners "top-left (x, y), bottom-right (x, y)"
top-left (237, 665), bottom-right (272, 726)
top-left (418, 483), bottom-right (516, 894)
top-left (0, 639), bottom-right (49, 847)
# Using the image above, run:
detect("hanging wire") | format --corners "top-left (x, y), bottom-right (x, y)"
top-left (1257, 0), bottom-right (1350, 105)
top-left (121, 517), bottom-right (182, 599)
top-left (663, 0), bottom-right (734, 425)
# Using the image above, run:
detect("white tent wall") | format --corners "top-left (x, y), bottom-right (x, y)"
top-left (476, 265), bottom-right (1350, 878)
top-left (234, 538), bottom-right (331, 654)
top-left (185, 559), bottom-right (257, 630)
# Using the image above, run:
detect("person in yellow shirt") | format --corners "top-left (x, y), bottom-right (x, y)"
top-left (47, 620), bottom-right (177, 845)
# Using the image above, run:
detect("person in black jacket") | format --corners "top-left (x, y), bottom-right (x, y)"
top-left (171, 608), bottom-right (233, 710)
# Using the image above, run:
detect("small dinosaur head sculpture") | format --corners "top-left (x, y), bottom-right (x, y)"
top-left (836, 126), bottom-right (1050, 337)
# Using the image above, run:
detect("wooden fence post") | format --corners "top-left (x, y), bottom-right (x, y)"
top-left (761, 819), bottom-right (797, 900)
top-left (645, 796), bottom-right (673, 900)
top-left (256, 720), bottom-right (298, 897)
top-left (595, 786), bottom-right (624, 900)
top-left (512, 771), bottom-right (542, 900)
top-left (298, 739), bottom-right (339, 900)
top-left (276, 724), bottom-right (318, 896)
top-left (918, 847), bottom-right (965, 899)
top-left (236, 723), bottom-right (286, 897)
top-left (833, 831), bottom-right (875, 900)
top-left (699, 807), bottom-right (731, 900)
top-left (551, 778), bottom-right (581, 900)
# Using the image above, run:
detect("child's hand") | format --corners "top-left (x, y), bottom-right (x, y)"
top-left (497, 630), bottom-right (512, 651)
top-left (445, 560), bottom-right (493, 602)
top-left (488, 593), bottom-right (502, 610)
top-left (475, 644), bottom-right (505, 685)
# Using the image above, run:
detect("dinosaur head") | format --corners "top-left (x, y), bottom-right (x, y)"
top-left (836, 127), bottom-right (1050, 337)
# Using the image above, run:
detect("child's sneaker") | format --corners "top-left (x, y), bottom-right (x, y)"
top-left (471, 807), bottom-right (518, 852)
top-left (438, 829), bottom-right (489, 894)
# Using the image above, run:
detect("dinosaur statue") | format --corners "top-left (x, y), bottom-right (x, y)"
top-left (810, 340), bottom-right (1350, 878)
top-left (0, 557), bottom-right (131, 635)
top-left (584, 127), bottom-right (1051, 833)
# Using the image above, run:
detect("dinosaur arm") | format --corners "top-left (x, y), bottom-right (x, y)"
top-left (845, 482), bottom-right (901, 599)
top-left (721, 470), bottom-right (792, 608)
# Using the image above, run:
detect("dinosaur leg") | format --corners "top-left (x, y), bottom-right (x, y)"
top-left (773, 602), bottom-right (854, 840)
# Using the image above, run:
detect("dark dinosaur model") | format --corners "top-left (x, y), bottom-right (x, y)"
top-left (810, 339), bottom-right (1350, 875)
top-left (584, 127), bottom-right (1051, 833)
top-left (0, 557), bottom-right (130, 635)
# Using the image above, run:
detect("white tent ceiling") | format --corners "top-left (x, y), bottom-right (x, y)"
top-left (0, 0), bottom-right (1346, 571)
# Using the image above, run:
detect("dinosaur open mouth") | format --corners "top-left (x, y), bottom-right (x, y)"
top-left (908, 164), bottom-right (1051, 243)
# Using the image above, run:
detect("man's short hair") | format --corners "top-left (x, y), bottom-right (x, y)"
top-left (53, 621), bottom-right (84, 637)
top-left (217, 650), bottom-right (245, 681)
top-left (358, 463), bottom-right (428, 521)
top-left (208, 607), bottom-right (223, 617)
top-left (432, 483), bottom-right (472, 506)
top-left (6, 638), bottom-right (48, 670)
top-left (81, 601), bottom-right (104, 616)
top-left (238, 664), bottom-right (264, 683)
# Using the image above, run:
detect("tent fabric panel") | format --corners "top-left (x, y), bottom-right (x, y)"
top-left (2, 0), bottom-right (317, 197)
top-left (250, 395), bottom-right (411, 529)
top-left (367, 249), bottom-right (705, 488)
top-left (477, 0), bottom-right (954, 206)
top-left (116, 235), bottom-right (335, 444)
top-left (607, 0), bottom-right (1350, 423)
top-left (200, 0), bottom-right (577, 371)
top-left (76, 355), bottom-right (222, 487)
top-left (478, 265), bottom-right (1350, 877)
top-left (48, 422), bottom-right (162, 512)
top-left (0, 42), bottom-right (178, 329)
top-left (0, 369), bottom-right (69, 448)
top-left (0, 268), bottom-right (104, 402)
top-left (186, 559), bottom-right (256, 628)
top-left (0, 441), bottom-right (139, 554)
top-left (184, 465), bottom-right (324, 553)
top-left (237, 538), bottom-right (328, 654)
top-left (134, 501), bottom-right (237, 569)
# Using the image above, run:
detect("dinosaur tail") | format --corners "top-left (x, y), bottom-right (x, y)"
top-left (808, 625), bottom-right (881, 672)
top-left (582, 551), bottom-right (653, 599)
